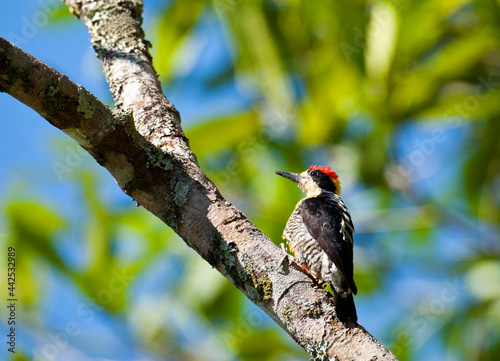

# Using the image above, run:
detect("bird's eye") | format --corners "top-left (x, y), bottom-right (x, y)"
top-left (310, 170), bottom-right (318, 177)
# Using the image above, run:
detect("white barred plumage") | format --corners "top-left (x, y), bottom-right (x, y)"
top-left (276, 166), bottom-right (357, 324)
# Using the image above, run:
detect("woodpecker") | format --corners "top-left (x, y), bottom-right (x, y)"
top-left (276, 165), bottom-right (357, 324)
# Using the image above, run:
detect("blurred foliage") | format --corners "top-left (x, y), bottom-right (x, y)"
top-left (2, 0), bottom-right (500, 360)
top-left (155, 0), bottom-right (500, 359)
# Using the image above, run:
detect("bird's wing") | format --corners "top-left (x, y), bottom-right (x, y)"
top-left (300, 194), bottom-right (357, 294)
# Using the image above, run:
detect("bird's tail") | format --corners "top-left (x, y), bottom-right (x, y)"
top-left (334, 291), bottom-right (357, 325)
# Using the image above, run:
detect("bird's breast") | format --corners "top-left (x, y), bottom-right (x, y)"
top-left (283, 201), bottom-right (332, 280)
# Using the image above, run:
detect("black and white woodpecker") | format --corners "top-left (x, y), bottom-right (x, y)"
top-left (276, 165), bottom-right (357, 324)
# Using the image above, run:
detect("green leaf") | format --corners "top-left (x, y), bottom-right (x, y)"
top-left (186, 111), bottom-right (261, 156)
top-left (49, 3), bottom-right (74, 23)
top-left (7, 201), bottom-right (66, 270)
top-left (153, 0), bottom-right (206, 81)
top-left (232, 328), bottom-right (290, 360)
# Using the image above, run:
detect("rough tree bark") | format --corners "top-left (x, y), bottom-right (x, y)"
top-left (0, 1), bottom-right (398, 360)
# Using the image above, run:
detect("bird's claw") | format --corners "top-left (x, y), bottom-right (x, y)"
top-left (279, 243), bottom-right (292, 265)
top-left (278, 244), bottom-right (326, 288)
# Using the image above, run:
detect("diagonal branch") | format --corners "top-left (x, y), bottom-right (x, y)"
top-left (0, 1), bottom-right (397, 359)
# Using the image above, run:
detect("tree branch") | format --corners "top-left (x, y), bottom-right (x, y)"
top-left (0, 1), bottom-right (397, 359)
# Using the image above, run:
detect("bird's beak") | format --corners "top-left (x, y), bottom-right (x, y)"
top-left (275, 171), bottom-right (301, 183)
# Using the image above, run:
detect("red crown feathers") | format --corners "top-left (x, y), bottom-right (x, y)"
top-left (308, 165), bottom-right (339, 180)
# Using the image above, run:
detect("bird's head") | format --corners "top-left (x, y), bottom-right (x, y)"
top-left (276, 165), bottom-right (342, 197)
